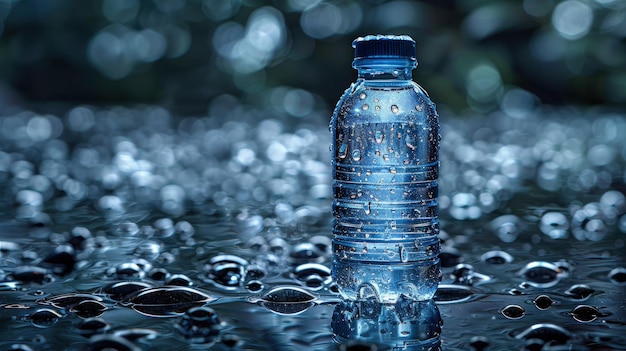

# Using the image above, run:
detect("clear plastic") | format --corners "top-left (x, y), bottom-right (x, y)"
top-left (331, 35), bottom-right (441, 303)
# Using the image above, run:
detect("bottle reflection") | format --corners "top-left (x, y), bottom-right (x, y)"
top-left (332, 297), bottom-right (442, 350)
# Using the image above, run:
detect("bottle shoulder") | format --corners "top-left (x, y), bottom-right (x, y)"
top-left (331, 80), bottom-right (438, 125)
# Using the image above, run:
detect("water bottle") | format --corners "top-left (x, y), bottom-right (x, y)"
top-left (331, 35), bottom-right (441, 303)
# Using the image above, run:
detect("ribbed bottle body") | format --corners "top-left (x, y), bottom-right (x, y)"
top-left (331, 80), bottom-right (441, 303)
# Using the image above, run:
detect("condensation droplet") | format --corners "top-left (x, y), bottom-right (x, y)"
top-left (352, 149), bottom-right (361, 161)
top-left (375, 130), bottom-right (384, 144)
top-left (362, 104), bottom-right (369, 111)
top-left (399, 244), bottom-right (408, 263)
top-left (359, 92), bottom-right (367, 100)
top-left (405, 134), bottom-right (416, 150)
top-left (391, 105), bottom-right (399, 114)
top-left (338, 142), bottom-right (348, 159)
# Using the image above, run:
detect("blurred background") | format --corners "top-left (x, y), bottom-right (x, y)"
top-left (0, 0), bottom-right (625, 120)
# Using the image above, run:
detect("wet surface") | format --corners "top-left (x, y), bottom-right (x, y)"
top-left (1, 105), bottom-right (625, 350)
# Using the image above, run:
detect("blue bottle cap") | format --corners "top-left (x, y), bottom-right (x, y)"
top-left (352, 35), bottom-right (416, 60)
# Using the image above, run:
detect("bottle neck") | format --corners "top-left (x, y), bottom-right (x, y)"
top-left (353, 57), bottom-right (416, 81)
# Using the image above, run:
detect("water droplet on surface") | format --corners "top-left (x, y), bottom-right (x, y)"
top-left (86, 335), bottom-right (141, 351)
top-left (113, 328), bottom-right (159, 342)
top-left (359, 92), bottom-right (367, 100)
top-left (175, 306), bottom-right (221, 345)
top-left (208, 262), bottom-right (244, 289)
top-left (27, 308), bottom-right (63, 327)
top-left (124, 286), bottom-right (217, 317)
top-left (501, 305), bottom-right (526, 319)
top-left (352, 149), bottom-right (361, 161)
top-left (75, 317), bottom-right (110, 336)
top-left (391, 105), bottom-right (399, 114)
top-left (564, 284), bottom-right (595, 300)
top-left (608, 267), bottom-right (626, 285)
top-left (362, 104), bottom-right (369, 111)
top-left (570, 305), bottom-right (603, 323)
top-left (100, 281), bottom-right (155, 301)
top-left (5, 344), bottom-right (34, 351)
top-left (433, 284), bottom-right (477, 304)
top-left (41, 293), bottom-right (103, 309)
top-left (533, 295), bottom-right (554, 310)
top-left (70, 300), bottom-right (107, 318)
top-left (40, 245), bottom-right (76, 276)
top-left (10, 266), bottom-right (53, 284)
top-left (166, 274), bottom-right (193, 287)
top-left (539, 211), bottom-right (569, 239)
top-left (252, 286), bottom-right (317, 315)
top-left (519, 261), bottom-right (562, 288)
top-left (512, 323), bottom-right (571, 344)
top-left (290, 242), bottom-right (324, 264)
top-left (469, 336), bottom-right (490, 351)
top-left (439, 249), bottom-right (463, 268)
top-left (246, 280), bottom-right (264, 292)
top-left (480, 250), bottom-right (513, 264)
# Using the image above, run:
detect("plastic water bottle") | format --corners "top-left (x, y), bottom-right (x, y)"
top-left (331, 35), bottom-right (441, 303)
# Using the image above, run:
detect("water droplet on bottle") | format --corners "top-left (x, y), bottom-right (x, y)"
top-left (352, 149), bottom-right (361, 161)
top-left (501, 305), bottom-right (525, 319)
top-left (338, 142), bottom-right (348, 159)
top-left (399, 244), bottom-right (408, 263)
top-left (375, 130), bottom-right (384, 144)
top-left (364, 202), bottom-right (371, 215)
top-left (359, 92), bottom-right (367, 100)
top-left (405, 135), bottom-right (416, 150)
top-left (391, 105), bottom-right (399, 114)
top-left (362, 104), bottom-right (369, 111)
top-left (415, 104), bottom-right (424, 112)
top-left (375, 105), bottom-right (381, 111)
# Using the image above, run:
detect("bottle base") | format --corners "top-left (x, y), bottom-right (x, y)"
top-left (332, 258), bottom-right (441, 304)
